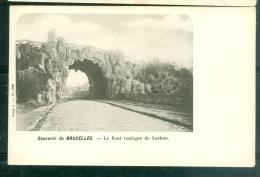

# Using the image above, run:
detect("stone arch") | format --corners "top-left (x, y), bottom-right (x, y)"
top-left (69, 59), bottom-right (108, 98)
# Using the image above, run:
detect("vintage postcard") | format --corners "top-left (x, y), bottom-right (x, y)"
top-left (8, 6), bottom-right (255, 166)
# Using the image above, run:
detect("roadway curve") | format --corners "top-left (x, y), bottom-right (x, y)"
top-left (38, 100), bottom-right (188, 131)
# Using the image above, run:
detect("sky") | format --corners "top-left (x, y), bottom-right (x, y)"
top-left (16, 14), bottom-right (193, 68)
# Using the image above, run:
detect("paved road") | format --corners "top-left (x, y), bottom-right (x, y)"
top-left (39, 100), bottom-right (189, 131)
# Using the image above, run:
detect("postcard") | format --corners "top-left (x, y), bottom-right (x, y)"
top-left (8, 5), bottom-right (255, 166)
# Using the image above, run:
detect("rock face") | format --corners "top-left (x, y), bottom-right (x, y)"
top-left (16, 30), bottom-right (148, 104)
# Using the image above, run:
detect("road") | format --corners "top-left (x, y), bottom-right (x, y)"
top-left (38, 100), bottom-right (189, 131)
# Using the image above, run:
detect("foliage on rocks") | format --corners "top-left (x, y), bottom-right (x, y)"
top-left (139, 61), bottom-right (193, 96)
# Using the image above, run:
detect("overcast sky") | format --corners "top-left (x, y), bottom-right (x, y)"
top-left (17, 14), bottom-right (193, 68)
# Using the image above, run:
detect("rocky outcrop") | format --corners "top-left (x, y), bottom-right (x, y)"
top-left (16, 29), bottom-right (148, 104)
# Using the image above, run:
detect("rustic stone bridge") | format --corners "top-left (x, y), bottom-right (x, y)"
top-left (16, 29), bottom-right (150, 104)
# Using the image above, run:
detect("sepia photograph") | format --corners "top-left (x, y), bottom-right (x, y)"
top-left (8, 6), bottom-right (255, 166)
top-left (15, 13), bottom-right (193, 132)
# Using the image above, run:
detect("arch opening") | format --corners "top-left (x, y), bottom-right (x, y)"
top-left (65, 69), bottom-right (90, 98)
top-left (69, 60), bottom-right (108, 98)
